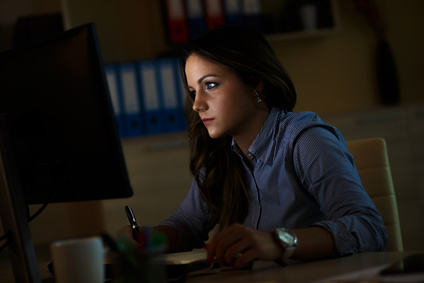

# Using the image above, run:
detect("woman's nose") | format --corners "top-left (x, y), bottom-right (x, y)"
top-left (192, 92), bottom-right (206, 112)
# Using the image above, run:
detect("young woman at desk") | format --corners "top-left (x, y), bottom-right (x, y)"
top-left (124, 26), bottom-right (387, 269)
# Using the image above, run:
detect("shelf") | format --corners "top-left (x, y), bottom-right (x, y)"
top-left (265, 27), bottom-right (339, 42)
top-left (261, 0), bottom-right (340, 42)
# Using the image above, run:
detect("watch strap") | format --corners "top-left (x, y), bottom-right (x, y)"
top-left (273, 228), bottom-right (297, 260)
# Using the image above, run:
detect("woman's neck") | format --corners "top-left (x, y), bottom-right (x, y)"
top-left (233, 108), bottom-right (269, 160)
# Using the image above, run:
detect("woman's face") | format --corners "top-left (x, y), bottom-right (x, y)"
top-left (185, 54), bottom-right (267, 141)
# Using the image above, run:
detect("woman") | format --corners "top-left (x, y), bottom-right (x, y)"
top-left (128, 26), bottom-right (387, 269)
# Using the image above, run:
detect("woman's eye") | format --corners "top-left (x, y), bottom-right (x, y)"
top-left (205, 82), bottom-right (217, 90)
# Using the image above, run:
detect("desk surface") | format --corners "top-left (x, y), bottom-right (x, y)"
top-left (0, 252), bottom-right (420, 283)
top-left (185, 252), bottom-right (414, 283)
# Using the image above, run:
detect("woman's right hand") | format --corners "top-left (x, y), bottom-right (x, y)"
top-left (205, 223), bottom-right (282, 269)
top-left (121, 225), bottom-right (140, 246)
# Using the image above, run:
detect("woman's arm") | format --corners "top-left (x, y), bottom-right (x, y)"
top-left (290, 226), bottom-right (334, 260)
top-left (205, 224), bottom-right (334, 269)
top-left (292, 126), bottom-right (387, 255)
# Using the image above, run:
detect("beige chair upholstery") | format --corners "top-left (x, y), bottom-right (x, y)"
top-left (346, 137), bottom-right (403, 251)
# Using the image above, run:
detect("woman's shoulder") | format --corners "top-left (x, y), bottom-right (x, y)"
top-left (277, 110), bottom-right (325, 131)
top-left (256, 109), bottom-right (345, 164)
top-left (274, 110), bottom-right (342, 144)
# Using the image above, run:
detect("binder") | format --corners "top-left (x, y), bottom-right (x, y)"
top-left (138, 60), bottom-right (164, 135)
top-left (176, 60), bottom-right (188, 131)
top-left (158, 58), bottom-right (184, 133)
top-left (118, 62), bottom-right (144, 138)
top-left (241, 0), bottom-right (262, 31)
top-left (163, 0), bottom-right (189, 44)
top-left (203, 0), bottom-right (225, 30)
top-left (185, 0), bottom-right (206, 39)
top-left (223, 0), bottom-right (243, 26)
top-left (105, 64), bottom-right (127, 138)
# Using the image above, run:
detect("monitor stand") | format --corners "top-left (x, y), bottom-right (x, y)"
top-left (0, 114), bottom-right (41, 283)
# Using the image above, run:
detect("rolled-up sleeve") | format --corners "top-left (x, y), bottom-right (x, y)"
top-left (292, 126), bottom-right (388, 255)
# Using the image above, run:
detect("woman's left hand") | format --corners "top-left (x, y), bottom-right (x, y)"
top-left (205, 223), bottom-right (282, 269)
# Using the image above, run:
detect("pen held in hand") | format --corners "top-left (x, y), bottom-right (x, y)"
top-left (125, 205), bottom-right (141, 241)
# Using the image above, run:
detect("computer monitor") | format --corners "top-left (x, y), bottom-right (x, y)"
top-left (0, 23), bottom-right (133, 282)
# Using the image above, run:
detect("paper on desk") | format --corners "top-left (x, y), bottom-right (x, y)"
top-left (314, 263), bottom-right (424, 283)
top-left (163, 249), bottom-right (251, 277)
top-left (164, 248), bottom-right (207, 265)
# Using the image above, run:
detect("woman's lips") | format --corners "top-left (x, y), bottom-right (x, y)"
top-left (202, 118), bottom-right (214, 125)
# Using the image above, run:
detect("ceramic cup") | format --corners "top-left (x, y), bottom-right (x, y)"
top-left (50, 236), bottom-right (104, 283)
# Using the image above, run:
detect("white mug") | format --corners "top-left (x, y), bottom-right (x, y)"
top-left (50, 236), bottom-right (104, 283)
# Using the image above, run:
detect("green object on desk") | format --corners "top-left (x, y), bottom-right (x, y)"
top-left (107, 231), bottom-right (167, 283)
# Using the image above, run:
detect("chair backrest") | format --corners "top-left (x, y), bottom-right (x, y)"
top-left (346, 137), bottom-right (403, 251)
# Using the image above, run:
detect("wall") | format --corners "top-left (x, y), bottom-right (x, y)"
top-left (273, 1), bottom-right (424, 115)
top-left (60, 0), bottom-right (167, 62)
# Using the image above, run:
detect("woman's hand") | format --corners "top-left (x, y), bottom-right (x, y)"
top-left (121, 225), bottom-right (140, 246)
top-left (122, 224), bottom-right (182, 253)
top-left (205, 223), bottom-right (282, 269)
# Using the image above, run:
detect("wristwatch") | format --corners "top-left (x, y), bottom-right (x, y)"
top-left (273, 228), bottom-right (297, 260)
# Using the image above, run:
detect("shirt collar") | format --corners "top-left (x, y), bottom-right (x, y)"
top-left (231, 108), bottom-right (285, 166)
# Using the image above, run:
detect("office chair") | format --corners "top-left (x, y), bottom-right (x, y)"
top-left (346, 137), bottom-right (403, 251)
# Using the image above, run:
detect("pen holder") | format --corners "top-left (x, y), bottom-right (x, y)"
top-left (109, 230), bottom-right (167, 283)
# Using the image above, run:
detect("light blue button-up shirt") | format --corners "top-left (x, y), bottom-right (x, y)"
top-left (158, 109), bottom-right (387, 255)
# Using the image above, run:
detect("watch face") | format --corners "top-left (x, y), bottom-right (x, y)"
top-left (277, 229), bottom-right (296, 246)
top-left (275, 228), bottom-right (297, 259)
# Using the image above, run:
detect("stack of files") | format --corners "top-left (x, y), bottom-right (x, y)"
top-left (104, 58), bottom-right (187, 139)
top-left (185, 0), bottom-right (206, 40)
top-left (162, 0), bottom-right (263, 44)
top-left (137, 59), bottom-right (165, 136)
top-left (224, 0), bottom-right (244, 26)
top-left (105, 64), bottom-right (127, 138)
top-left (203, 0), bottom-right (226, 31)
top-left (157, 58), bottom-right (186, 134)
top-left (162, 0), bottom-right (190, 44)
top-left (118, 62), bottom-right (145, 138)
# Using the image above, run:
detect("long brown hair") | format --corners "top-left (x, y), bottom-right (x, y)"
top-left (180, 26), bottom-right (297, 230)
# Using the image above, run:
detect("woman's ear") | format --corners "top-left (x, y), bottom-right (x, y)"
top-left (255, 81), bottom-right (264, 94)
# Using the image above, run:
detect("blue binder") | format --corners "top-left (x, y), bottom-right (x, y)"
top-left (174, 58), bottom-right (188, 131)
top-left (224, 0), bottom-right (243, 26)
top-left (105, 64), bottom-right (127, 138)
top-left (137, 60), bottom-right (164, 135)
top-left (185, 0), bottom-right (206, 39)
top-left (118, 62), bottom-right (144, 138)
top-left (158, 58), bottom-right (184, 133)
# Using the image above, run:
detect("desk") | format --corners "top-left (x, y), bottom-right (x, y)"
top-left (0, 252), bottom-right (419, 282)
top-left (185, 252), bottom-right (413, 283)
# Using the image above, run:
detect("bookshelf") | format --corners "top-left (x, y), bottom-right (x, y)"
top-left (261, 0), bottom-right (340, 42)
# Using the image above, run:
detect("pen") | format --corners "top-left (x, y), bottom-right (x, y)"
top-left (125, 205), bottom-right (141, 241)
